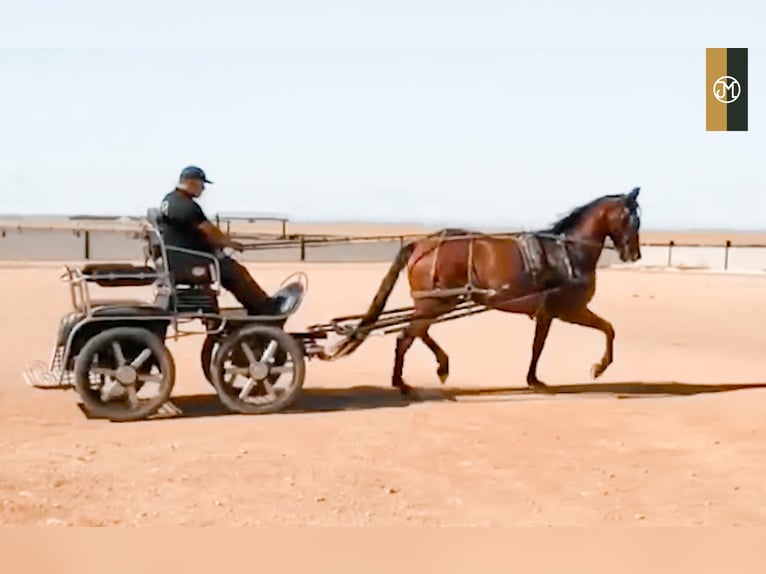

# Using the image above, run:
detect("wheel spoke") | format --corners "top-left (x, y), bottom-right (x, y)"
top-left (238, 379), bottom-right (257, 400)
top-left (239, 342), bottom-right (258, 366)
top-left (261, 379), bottom-right (277, 401)
top-left (269, 365), bottom-right (293, 375)
top-left (111, 342), bottom-right (127, 366)
top-left (130, 348), bottom-right (153, 369)
top-left (136, 372), bottom-right (163, 383)
top-left (91, 367), bottom-right (119, 378)
top-left (224, 365), bottom-right (250, 377)
top-left (261, 340), bottom-right (279, 363)
top-left (125, 386), bottom-right (139, 408)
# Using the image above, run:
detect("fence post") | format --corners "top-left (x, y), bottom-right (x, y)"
top-left (84, 230), bottom-right (91, 260)
top-left (299, 236), bottom-right (306, 262)
top-left (667, 240), bottom-right (674, 267)
top-left (724, 240), bottom-right (731, 270)
top-left (399, 235), bottom-right (404, 248)
top-left (281, 219), bottom-right (287, 239)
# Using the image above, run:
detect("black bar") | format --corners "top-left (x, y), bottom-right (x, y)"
top-left (726, 48), bottom-right (748, 131)
top-left (84, 230), bottom-right (91, 260)
top-left (299, 236), bottom-right (306, 261)
top-left (724, 240), bottom-right (731, 270)
top-left (667, 240), bottom-right (674, 266)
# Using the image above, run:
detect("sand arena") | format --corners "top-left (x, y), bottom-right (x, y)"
top-left (1, 257), bottom-right (766, 526)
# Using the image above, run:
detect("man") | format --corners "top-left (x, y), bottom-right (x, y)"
top-left (158, 165), bottom-right (281, 315)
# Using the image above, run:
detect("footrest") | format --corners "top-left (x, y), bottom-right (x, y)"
top-left (22, 361), bottom-right (71, 389)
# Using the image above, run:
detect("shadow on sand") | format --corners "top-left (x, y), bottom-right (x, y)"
top-left (77, 380), bottom-right (766, 421)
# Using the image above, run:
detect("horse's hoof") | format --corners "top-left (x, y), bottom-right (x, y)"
top-left (394, 381), bottom-right (413, 395)
top-left (437, 369), bottom-right (449, 384)
top-left (527, 379), bottom-right (549, 392)
top-left (591, 363), bottom-right (607, 379)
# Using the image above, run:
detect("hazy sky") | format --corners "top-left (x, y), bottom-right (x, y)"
top-left (1, 0), bottom-right (764, 229)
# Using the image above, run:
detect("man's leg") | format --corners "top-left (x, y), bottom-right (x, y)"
top-left (217, 256), bottom-right (277, 314)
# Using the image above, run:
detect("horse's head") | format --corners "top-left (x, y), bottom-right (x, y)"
top-left (602, 187), bottom-right (642, 262)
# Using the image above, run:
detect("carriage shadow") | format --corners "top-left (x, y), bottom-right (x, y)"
top-left (87, 380), bottom-right (766, 421)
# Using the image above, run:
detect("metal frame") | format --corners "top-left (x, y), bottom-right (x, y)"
top-left (26, 213), bottom-right (310, 390)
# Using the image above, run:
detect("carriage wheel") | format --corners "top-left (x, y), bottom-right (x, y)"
top-left (201, 333), bottom-right (282, 388)
top-left (210, 325), bottom-right (305, 415)
top-left (73, 327), bottom-right (175, 422)
top-left (200, 334), bottom-right (219, 385)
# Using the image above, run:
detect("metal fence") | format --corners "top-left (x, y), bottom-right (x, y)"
top-left (0, 226), bottom-right (765, 272)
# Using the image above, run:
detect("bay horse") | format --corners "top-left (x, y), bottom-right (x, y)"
top-left (336, 187), bottom-right (642, 394)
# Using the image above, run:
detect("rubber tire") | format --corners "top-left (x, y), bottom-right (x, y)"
top-left (73, 326), bottom-right (176, 422)
top-left (210, 324), bottom-right (305, 415)
top-left (202, 332), bottom-right (285, 387)
top-left (201, 334), bottom-right (219, 385)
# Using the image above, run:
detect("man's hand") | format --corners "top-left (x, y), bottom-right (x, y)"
top-left (198, 221), bottom-right (245, 252)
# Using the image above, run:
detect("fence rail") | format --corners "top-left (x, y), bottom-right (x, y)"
top-left (0, 224), bottom-right (765, 271)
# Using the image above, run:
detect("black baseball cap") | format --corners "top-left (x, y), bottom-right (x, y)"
top-left (179, 165), bottom-right (213, 184)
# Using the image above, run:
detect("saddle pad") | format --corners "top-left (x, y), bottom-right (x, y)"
top-left (516, 233), bottom-right (547, 276)
top-left (515, 233), bottom-right (574, 283)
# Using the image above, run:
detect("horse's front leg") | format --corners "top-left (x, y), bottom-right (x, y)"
top-left (420, 328), bottom-right (450, 383)
top-left (558, 306), bottom-right (615, 379)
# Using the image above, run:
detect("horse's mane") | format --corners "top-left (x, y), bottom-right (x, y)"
top-left (544, 193), bottom-right (626, 235)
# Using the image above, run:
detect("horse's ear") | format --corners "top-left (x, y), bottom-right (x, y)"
top-left (627, 187), bottom-right (640, 202)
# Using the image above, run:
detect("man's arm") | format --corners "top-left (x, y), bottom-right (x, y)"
top-left (197, 221), bottom-right (245, 252)
top-left (165, 197), bottom-right (245, 252)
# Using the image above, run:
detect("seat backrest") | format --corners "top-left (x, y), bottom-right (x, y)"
top-left (146, 207), bottom-right (161, 227)
top-left (143, 208), bottom-right (165, 260)
top-left (144, 206), bottom-right (218, 289)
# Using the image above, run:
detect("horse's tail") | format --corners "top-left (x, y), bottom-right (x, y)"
top-left (332, 241), bottom-right (417, 356)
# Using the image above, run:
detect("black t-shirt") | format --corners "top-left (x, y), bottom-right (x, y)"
top-left (158, 189), bottom-right (212, 253)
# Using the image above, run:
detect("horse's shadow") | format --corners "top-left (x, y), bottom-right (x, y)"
top-left (90, 380), bottom-right (766, 421)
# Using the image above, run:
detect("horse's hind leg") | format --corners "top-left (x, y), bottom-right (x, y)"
top-left (392, 327), bottom-right (417, 395)
top-left (526, 311), bottom-right (553, 390)
top-left (392, 300), bottom-right (453, 394)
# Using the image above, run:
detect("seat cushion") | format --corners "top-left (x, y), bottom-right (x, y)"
top-left (81, 264), bottom-right (159, 287)
top-left (77, 300), bottom-right (169, 316)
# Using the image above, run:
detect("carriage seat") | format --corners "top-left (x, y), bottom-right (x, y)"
top-left (144, 208), bottom-right (218, 286)
top-left (81, 263), bottom-right (159, 287)
top-left (143, 207), bottom-right (220, 314)
top-left (88, 303), bottom-right (170, 317)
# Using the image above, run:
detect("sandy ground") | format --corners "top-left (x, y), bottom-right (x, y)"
top-left (1, 262), bottom-right (766, 526)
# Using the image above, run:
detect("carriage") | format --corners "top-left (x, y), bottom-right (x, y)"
top-left (22, 209), bottom-right (333, 421)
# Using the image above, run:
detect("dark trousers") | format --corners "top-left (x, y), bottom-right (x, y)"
top-left (218, 256), bottom-right (270, 314)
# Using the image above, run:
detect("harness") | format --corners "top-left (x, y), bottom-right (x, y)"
top-left (410, 230), bottom-right (582, 302)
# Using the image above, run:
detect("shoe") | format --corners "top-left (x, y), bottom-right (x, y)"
top-left (250, 297), bottom-right (282, 316)
top-left (265, 297), bottom-right (284, 315)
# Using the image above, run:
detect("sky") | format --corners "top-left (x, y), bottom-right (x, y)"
top-left (1, 0), bottom-right (764, 230)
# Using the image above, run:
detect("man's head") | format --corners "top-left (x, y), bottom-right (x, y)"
top-left (177, 165), bottom-right (213, 198)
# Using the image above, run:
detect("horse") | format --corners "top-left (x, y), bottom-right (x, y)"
top-left (336, 187), bottom-right (642, 394)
